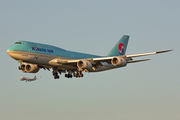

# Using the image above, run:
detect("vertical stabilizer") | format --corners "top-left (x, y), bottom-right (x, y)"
top-left (107, 35), bottom-right (129, 57)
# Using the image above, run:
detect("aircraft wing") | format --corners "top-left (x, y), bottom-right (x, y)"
top-left (125, 49), bottom-right (172, 58)
top-left (49, 49), bottom-right (172, 65)
top-left (35, 77), bottom-right (41, 79)
top-left (93, 49), bottom-right (172, 61)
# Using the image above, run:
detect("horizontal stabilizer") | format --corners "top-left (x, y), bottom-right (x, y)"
top-left (127, 59), bottom-right (150, 63)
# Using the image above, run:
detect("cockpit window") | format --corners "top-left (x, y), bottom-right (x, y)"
top-left (15, 42), bottom-right (22, 44)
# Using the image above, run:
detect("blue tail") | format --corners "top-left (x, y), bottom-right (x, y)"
top-left (107, 35), bottom-right (129, 57)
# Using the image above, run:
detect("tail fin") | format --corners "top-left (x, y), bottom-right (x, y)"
top-left (107, 35), bottom-right (129, 57)
top-left (34, 76), bottom-right (36, 79)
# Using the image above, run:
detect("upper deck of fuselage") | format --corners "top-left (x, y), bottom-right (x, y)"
top-left (7, 40), bottom-right (66, 51)
top-left (7, 41), bottom-right (102, 59)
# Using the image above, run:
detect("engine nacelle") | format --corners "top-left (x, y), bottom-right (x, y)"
top-left (77, 60), bottom-right (92, 69)
top-left (19, 63), bottom-right (26, 72)
top-left (19, 63), bottom-right (39, 73)
top-left (111, 57), bottom-right (127, 66)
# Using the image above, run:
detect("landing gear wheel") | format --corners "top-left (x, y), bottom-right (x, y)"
top-left (65, 74), bottom-right (68, 77)
top-left (75, 71), bottom-right (84, 78)
top-left (80, 74), bottom-right (83, 77)
top-left (52, 71), bottom-right (60, 79)
top-left (54, 75), bottom-right (60, 79)
top-left (65, 74), bottom-right (73, 78)
top-left (70, 74), bottom-right (72, 78)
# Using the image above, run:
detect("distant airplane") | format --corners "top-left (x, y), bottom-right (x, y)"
top-left (7, 35), bottom-right (172, 79)
top-left (20, 76), bottom-right (40, 82)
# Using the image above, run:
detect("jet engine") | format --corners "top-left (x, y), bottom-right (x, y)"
top-left (77, 60), bottom-right (92, 69)
top-left (19, 63), bottom-right (39, 73)
top-left (111, 57), bottom-right (127, 66)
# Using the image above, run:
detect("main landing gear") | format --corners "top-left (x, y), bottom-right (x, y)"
top-left (65, 74), bottom-right (72, 78)
top-left (64, 71), bottom-right (83, 78)
top-left (52, 71), bottom-right (60, 79)
top-left (52, 67), bottom-right (60, 79)
top-left (73, 71), bottom-right (83, 78)
top-left (52, 68), bottom-right (84, 79)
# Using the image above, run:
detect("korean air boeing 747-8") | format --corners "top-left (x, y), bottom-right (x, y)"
top-left (7, 35), bottom-right (172, 79)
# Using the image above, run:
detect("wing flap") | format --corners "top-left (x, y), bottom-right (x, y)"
top-left (127, 59), bottom-right (150, 63)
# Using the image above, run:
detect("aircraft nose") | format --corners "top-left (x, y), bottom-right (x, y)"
top-left (7, 50), bottom-right (10, 54)
top-left (7, 47), bottom-right (16, 59)
top-left (7, 45), bottom-right (15, 57)
top-left (7, 47), bottom-right (13, 56)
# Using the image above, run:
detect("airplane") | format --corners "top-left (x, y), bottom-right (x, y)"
top-left (20, 76), bottom-right (40, 82)
top-left (7, 35), bottom-right (172, 79)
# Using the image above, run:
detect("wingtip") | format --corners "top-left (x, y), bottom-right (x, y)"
top-left (167, 49), bottom-right (173, 52)
top-left (156, 49), bottom-right (173, 54)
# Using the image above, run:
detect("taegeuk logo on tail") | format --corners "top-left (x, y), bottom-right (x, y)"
top-left (118, 43), bottom-right (125, 55)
